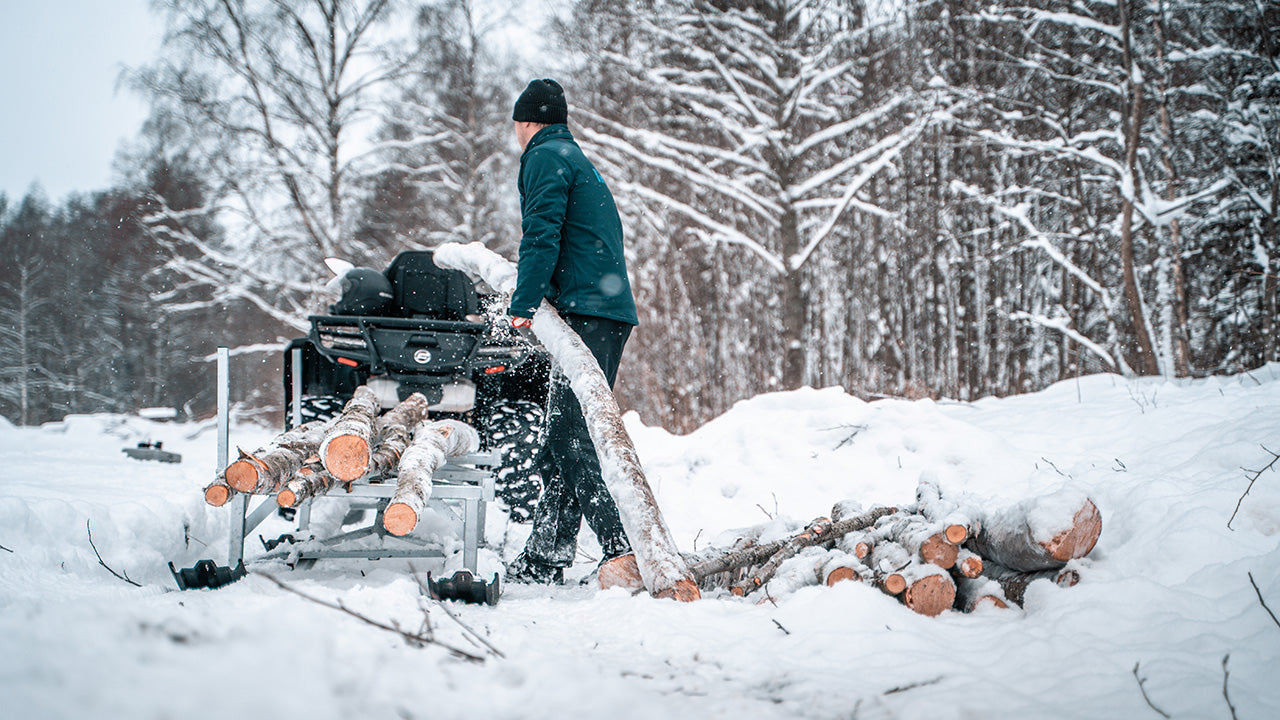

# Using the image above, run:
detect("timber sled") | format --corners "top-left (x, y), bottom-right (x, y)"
top-left (172, 346), bottom-right (504, 604)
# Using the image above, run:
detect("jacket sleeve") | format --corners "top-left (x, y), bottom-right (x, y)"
top-left (508, 148), bottom-right (572, 318)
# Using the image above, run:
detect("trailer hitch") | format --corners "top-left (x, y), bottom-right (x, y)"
top-left (169, 559), bottom-right (246, 590)
top-left (427, 570), bottom-right (501, 605)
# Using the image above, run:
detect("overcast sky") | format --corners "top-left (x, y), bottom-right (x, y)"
top-left (0, 0), bottom-right (162, 204)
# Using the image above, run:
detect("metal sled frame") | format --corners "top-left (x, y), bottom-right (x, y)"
top-left (217, 347), bottom-right (496, 573)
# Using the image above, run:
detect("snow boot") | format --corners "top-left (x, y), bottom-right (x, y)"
top-left (505, 551), bottom-right (565, 585)
top-left (597, 552), bottom-right (645, 591)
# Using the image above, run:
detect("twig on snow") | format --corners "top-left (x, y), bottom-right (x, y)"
top-left (1229, 445), bottom-right (1280, 529)
top-left (1132, 662), bottom-right (1171, 719)
top-left (86, 519), bottom-right (141, 587)
top-left (1222, 654), bottom-right (1238, 720)
top-left (410, 565), bottom-right (504, 659)
top-left (883, 676), bottom-right (942, 695)
top-left (254, 571), bottom-right (485, 663)
top-left (1248, 571), bottom-right (1280, 630)
top-left (0, 542), bottom-right (13, 553)
top-left (772, 618), bottom-right (791, 635)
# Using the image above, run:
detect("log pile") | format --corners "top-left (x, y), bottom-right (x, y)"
top-left (205, 389), bottom-right (482, 536)
top-left (691, 480), bottom-right (1101, 616)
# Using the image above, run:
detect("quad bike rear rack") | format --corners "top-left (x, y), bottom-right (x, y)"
top-left (171, 347), bottom-right (501, 603)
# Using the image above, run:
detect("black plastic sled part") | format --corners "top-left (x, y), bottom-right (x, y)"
top-left (169, 559), bottom-right (246, 590)
top-left (427, 570), bottom-right (501, 605)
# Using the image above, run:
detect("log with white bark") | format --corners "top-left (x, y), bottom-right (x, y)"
top-left (223, 420), bottom-right (329, 494)
top-left (869, 513), bottom-right (959, 570)
top-left (383, 420), bottom-right (480, 536)
top-left (434, 242), bottom-right (699, 601)
top-left (276, 461), bottom-right (331, 508)
top-left (366, 393), bottom-right (432, 479)
top-left (319, 385), bottom-right (381, 483)
top-left (204, 473), bottom-right (237, 507)
top-left (969, 491), bottom-right (1102, 572)
top-left (915, 479), bottom-right (975, 545)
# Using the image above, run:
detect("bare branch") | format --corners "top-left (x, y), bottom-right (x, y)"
top-left (254, 571), bottom-right (485, 662)
top-left (1229, 445), bottom-right (1279, 529)
top-left (86, 519), bottom-right (142, 588)
top-left (1132, 662), bottom-right (1171, 719)
top-left (1248, 571), bottom-right (1280, 630)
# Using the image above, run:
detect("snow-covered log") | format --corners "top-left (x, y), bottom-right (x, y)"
top-left (319, 386), bottom-right (380, 483)
top-left (915, 479), bottom-right (974, 544)
top-left (900, 563), bottom-right (956, 617)
top-left (223, 420), bottom-right (328, 494)
top-left (981, 562), bottom-right (1080, 606)
top-left (955, 547), bottom-right (984, 578)
top-left (434, 242), bottom-right (699, 601)
top-left (383, 420), bottom-right (479, 536)
top-left (954, 576), bottom-right (1010, 612)
top-left (970, 492), bottom-right (1102, 572)
top-left (869, 513), bottom-right (959, 570)
top-left (822, 550), bottom-right (868, 586)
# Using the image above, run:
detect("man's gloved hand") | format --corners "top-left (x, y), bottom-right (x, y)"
top-left (511, 315), bottom-right (532, 330)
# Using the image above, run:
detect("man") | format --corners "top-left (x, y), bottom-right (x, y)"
top-left (504, 78), bottom-right (642, 590)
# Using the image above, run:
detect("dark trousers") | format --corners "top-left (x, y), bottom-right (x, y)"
top-left (523, 313), bottom-right (633, 567)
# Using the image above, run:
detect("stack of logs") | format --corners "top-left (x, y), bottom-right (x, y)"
top-left (689, 481), bottom-right (1102, 616)
top-left (202, 386), bottom-right (479, 537)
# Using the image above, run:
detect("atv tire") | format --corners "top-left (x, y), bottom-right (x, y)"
top-left (481, 400), bottom-right (547, 523)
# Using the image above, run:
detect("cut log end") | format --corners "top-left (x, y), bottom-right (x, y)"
top-left (1045, 499), bottom-right (1102, 562)
top-left (959, 555), bottom-right (983, 578)
top-left (854, 541), bottom-right (870, 559)
top-left (224, 460), bottom-right (261, 493)
top-left (903, 574), bottom-right (956, 617)
top-left (971, 595), bottom-right (1009, 610)
top-left (944, 524), bottom-right (968, 544)
top-left (881, 573), bottom-right (906, 595)
top-left (324, 435), bottom-right (370, 482)
top-left (919, 533), bottom-right (959, 569)
top-left (383, 503), bottom-right (419, 537)
top-left (825, 567), bottom-right (861, 586)
top-left (654, 578), bottom-right (701, 602)
top-left (204, 484), bottom-right (231, 507)
top-left (277, 489), bottom-right (298, 508)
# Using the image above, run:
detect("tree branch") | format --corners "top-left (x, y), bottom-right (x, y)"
top-left (1229, 445), bottom-right (1279, 529)
top-left (86, 519), bottom-right (142, 587)
top-left (1132, 662), bottom-right (1171, 719)
top-left (1248, 571), bottom-right (1280, 630)
top-left (254, 571), bottom-right (485, 662)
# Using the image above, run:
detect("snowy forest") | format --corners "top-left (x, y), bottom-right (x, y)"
top-left (0, 0), bottom-right (1276, 431)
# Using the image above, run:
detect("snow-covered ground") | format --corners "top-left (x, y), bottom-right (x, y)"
top-left (2, 368), bottom-right (1279, 719)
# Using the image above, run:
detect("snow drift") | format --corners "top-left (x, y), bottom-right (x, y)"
top-left (2, 369), bottom-right (1279, 719)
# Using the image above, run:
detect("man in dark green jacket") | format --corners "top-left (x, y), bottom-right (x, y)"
top-left (504, 78), bottom-right (641, 589)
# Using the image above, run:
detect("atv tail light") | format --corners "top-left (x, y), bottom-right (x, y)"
top-left (337, 357), bottom-right (359, 367)
top-left (484, 365), bottom-right (507, 375)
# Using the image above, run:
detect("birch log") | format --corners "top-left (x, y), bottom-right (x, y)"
top-left (223, 420), bottom-right (328, 494)
top-left (367, 393), bottom-right (432, 476)
top-left (383, 420), bottom-right (480, 536)
top-left (434, 242), bottom-right (699, 601)
top-left (970, 492), bottom-right (1102, 572)
top-left (320, 386), bottom-right (380, 482)
top-left (276, 461), bottom-right (331, 508)
top-left (204, 474), bottom-right (237, 507)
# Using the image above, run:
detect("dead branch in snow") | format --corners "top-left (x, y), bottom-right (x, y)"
top-left (254, 571), bottom-right (485, 663)
top-left (1222, 654), bottom-right (1238, 720)
top-left (1132, 662), bottom-right (1172, 719)
top-left (1228, 445), bottom-right (1279, 529)
top-left (1248, 571), bottom-right (1280, 630)
top-left (86, 519), bottom-right (141, 587)
top-left (0, 542), bottom-right (12, 553)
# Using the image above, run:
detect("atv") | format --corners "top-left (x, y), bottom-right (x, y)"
top-left (282, 249), bottom-right (550, 521)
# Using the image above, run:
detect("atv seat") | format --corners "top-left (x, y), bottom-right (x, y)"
top-left (386, 250), bottom-right (479, 321)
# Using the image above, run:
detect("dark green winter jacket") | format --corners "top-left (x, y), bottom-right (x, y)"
top-left (508, 124), bottom-right (638, 326)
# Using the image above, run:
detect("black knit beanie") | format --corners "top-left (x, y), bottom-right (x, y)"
top-left (513, 78), bottom-right (568, 124)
